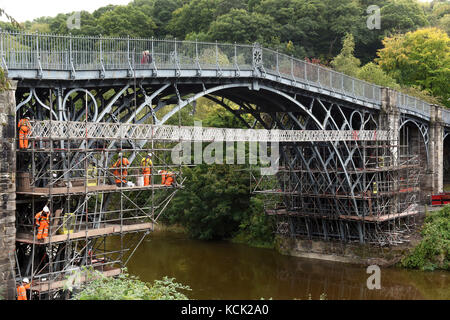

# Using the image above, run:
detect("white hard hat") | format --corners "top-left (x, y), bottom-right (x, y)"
top-left (43, 206), bottom-right (50, 213)
top-left (23, 278), bottom-right (29, 283)
top-left (158, 170), bottom-right (162, 174)
top-left (148, 153), bottom-right (152, 157)
top-left (118, 153), bottom-right (123, 157)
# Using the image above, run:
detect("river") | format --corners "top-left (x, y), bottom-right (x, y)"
top-left (112, 230), bottom-right (449, 300)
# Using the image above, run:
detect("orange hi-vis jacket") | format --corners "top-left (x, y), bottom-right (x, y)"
top-left (35, 210), bottom-right (50, 240)
top-left (17, 283), bottom-right (31, 300)
top-left (18, 118), bottom-right (31, 149)
top-left (112, 158), bottom-right (130, 184)
top-left (161, 170), bottom-right (175, 186)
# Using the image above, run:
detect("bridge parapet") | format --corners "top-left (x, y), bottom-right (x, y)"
top-left (28, 120), bottom-right (392, 143)
top-left (2, 31), bottom-right (448, 125)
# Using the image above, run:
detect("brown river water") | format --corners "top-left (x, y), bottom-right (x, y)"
top-left (110, 230), bottom-right (449, 300)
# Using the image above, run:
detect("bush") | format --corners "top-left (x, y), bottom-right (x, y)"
top-left (69, 268), bottom-right (191, 300)
top-left (401, 206), bottom-right (450, 271)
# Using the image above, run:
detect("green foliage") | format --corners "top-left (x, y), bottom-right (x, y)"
top-left (401, 205), bottom-right (450, 271)
top-left (0, 67), bottom-right (10, 92)
top-left (163, 163), bottom-right (252, 240)
top-left (377, 27), bottom-right (450, 107)
top-left (233, 196), bottom-right (275, 248)
top-left (357, 62), bottom-right (399, 88)
top-left (71, 268), bottom-right (191, 300)
top-left (207, 8), bottom-right (279, 45)
top-left (97, 5), bottom-right (157, 37)
top-left (331, 33), bottom-right (361, 77)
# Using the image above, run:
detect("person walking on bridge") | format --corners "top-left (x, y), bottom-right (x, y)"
top-left (112, 153), bottom-right (130, 187)
top-left (141, 153), bottom-right (153, 186)
top-left (35, 206), bottom-right (50, 240)
top-left (18, 117), bottom-right (31, 149)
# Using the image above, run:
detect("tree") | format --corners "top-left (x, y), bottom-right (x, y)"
top-left (330, 33), bottom-right (361, 77)
top-left (98, 5), bottom-right (157, 38)
top-left (207, 8), bottom-right (278, 45)
top-left (377, 27), bottom-right (450, 107)
top-left (357, 62), bottom-right (399, 88)
top-left (167, 0), bottom-right (221, 39)
top-left (380, 0), bottom-right (428, 34)
top-left (164, 163), bottom-right (252, 240)
top-left (0, 8), bottom-right (19, 27)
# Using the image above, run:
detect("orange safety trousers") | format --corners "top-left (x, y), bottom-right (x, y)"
top-left (37, 220), bottom-right (49, 240)
top-left (161, 171), bottom-right (174, 186)
top-left (142, 168), bottom-right (151, 186)
top-left (35, 211), bottom-right (50, 240)
top-left (18, 119), bottom-right (31, 149)
top-left (112, 158), bottom-right (130, 184)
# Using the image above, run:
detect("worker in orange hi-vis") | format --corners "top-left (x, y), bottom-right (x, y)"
top-left (159, 170), bottom-right (175, 187)
top-left (35, 206), bottom-right (51, 240)
top-left (17, 278), bottom-right (33, 300)
top-left (140, 153), bottom-right (153, 186)
top-left (112, 153), bottom-right (131, 187)
top-left (18, 117), bottom-right (32, 149)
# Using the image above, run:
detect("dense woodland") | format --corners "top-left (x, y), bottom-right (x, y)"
top-left (0, 1), bottom-right (449, 247)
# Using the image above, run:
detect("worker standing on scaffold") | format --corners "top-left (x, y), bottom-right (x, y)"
top-left (17, 278), bottom-right (33, 300)
top-left (111, 152), bottom-right (130, 187)
top-left (141, 153), bottom-right (153, 186)
top-left (18, 117), bottom-right (31, 149)
top-left (35, 206), bottom-right (51, 240)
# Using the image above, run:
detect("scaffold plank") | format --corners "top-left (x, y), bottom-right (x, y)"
top-left (16, 223), bottom-right (154, 244)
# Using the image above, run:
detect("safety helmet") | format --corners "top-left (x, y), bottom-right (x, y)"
top-left (158, 170), bottom-right (162, 174)
top-left (43, 206), bottom-right (50, 213)
top-left (25, 117), bottom-right (30, 120)
top-left (118, 153), bottom-right (123, 157)
top-left (148, 153), bottom-right (152, 157)
top-left (23, 278), bottom-right (29, 284)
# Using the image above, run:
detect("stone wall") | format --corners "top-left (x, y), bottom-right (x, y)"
top-left (0, 81), bottom-right (17, 300)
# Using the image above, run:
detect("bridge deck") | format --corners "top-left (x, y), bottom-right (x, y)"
top-left (2, 31), bottom-right (447, 125)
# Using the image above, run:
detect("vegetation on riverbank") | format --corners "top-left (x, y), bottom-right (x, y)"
top-left (400, 205), bottom-right (450, 271)
top-left (67, 268), bottom-right (191, 300)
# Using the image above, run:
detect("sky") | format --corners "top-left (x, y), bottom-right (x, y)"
top-left (0, 0), bottom-right (435, 23)
top-left (0, 0), bottom-right (132, 22)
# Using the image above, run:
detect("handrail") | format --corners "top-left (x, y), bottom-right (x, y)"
top-left (29, 120), bottom-right (393, 142)
top-left (1, 30), bottom-right (447, 123)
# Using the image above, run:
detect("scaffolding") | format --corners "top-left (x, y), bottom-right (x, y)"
top-left (251, 135), bottom-right (422, 246)
top-left (14, 119), bottom-right (183, 300)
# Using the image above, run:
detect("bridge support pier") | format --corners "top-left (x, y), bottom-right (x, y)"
top-left (429, 105), bottom-right (444, 195)
top-left (379, 88), bottom-right (400, 213)
top-left (0, 80), bottom-right (17, 300)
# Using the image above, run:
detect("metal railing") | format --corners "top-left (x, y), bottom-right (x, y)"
top-left (29, 120), bottom-right (392, 142)
top-left (443, 108), bottom-right (450, 125)
top-left (1, 30), bottom-right (447, 122)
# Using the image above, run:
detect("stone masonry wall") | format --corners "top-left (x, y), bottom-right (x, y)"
top-left (0, 80), bottom-right (17, 300)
